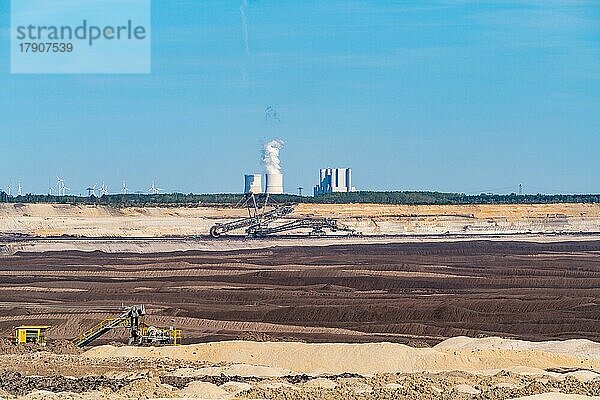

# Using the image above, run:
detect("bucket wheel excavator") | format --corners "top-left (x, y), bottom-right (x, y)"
top-left (210, 193), bottom-right (359, 238)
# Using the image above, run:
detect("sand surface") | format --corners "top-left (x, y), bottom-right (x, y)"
top-left (511, 395), bottom-right (599, 400)
top-left (0, 337), bottom-right (598, 399)
top-left (2, 202), bottom-right (600, 238)
top-left (83, 336), bottom-right (600, 375)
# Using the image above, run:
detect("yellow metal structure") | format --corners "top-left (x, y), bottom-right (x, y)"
top-left (139, 325), bottom-right (182, 345)
top-left (74, 317), bottom-right (131, 347)
top-left (14, 325), bottom-right (50, 345)
top-left (71, 305), bottom-right (181, 347)
top-left (172, 329), bottom-right (182, 345)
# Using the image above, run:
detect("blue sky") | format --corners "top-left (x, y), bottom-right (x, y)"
top-left (0, 0), bottom-right (599, 195)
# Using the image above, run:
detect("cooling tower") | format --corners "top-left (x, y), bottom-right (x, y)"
top-left (265, 173), bottom-right (283, 194)
top-left (244, 174), bottom-right (262, 194)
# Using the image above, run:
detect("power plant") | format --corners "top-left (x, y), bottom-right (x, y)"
top-left (244, 174), bottom-right (262, 194)
top-left (228, 141), bottom-right (360, 237)
top-left (243, 173), bottom-right (284, 194)
top-left (265, 173), bottom-right (283, 194)
top-left (314, 167), bottom-right (355, 196)
top-left (244, 139), bottom-right (285, 194)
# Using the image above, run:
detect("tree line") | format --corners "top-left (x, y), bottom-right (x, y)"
top-left (1, 191), bottom-right (599, 206)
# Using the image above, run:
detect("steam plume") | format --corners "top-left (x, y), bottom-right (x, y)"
top-left (263, 139), bottom-right (284, 174)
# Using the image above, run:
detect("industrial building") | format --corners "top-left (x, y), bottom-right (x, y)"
top-left (265, 173), bottom-right (283, 194)
top-left (244, 173), bottom-right (284, 194)
top-left (314, 168), bottom-right (355, 196)
top-left (244, 174), bottom-right (262, 194)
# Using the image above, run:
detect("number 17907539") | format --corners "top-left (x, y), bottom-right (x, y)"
top-left (19, 42), bottom-right (73, 53)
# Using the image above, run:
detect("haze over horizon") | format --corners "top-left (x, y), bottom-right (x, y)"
top-left (1, 1), bottom-right (599, 195)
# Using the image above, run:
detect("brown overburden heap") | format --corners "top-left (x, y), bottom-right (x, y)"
top-left (0, 240), bottom-right (598, 343)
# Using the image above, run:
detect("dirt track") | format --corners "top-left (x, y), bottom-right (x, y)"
top-left (0, 240), bottom-right (598, 344)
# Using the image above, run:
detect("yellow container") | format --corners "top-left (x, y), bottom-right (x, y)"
top-left (14, 325), bottom-right (50, 345)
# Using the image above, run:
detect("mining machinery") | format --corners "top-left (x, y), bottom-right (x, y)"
top-left (247, 217), bottom-right (354, 237)
top-left (12, 325), bottom-right (50, 345)
top-left (209, 193), bottom-right (359, 238)
top-left (73, 305), bottom-right (181, 347)
top-left (210, 194), bottom-right (294, 238)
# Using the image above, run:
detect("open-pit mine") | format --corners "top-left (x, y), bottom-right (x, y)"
top-left (0, 202), bottom-right (599, 399)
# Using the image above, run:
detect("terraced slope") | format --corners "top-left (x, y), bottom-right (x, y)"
top-left (0, 202), bottom-right (599, 237)
top-left (0, 240), bottom-right (598, 343)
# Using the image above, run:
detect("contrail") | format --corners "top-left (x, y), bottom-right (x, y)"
top-left (240, 66), bottom-right (248, 83)
top-left (240, 0), bottom-right (250, 56)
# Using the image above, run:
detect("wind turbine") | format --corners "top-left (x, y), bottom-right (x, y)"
top-left (86, 184), bottom-right (97, 197)
top-left (99, 182), bottom-right (108, 196)
top-left (149, 180), bottom-right (163, 195)
top-left (56, 177), bottom-right (69, 196)
top-left (6, 184), bottom-right (12, 196)
top-left (122, 181), bottom-right (129, 194)
top-left (56, 177), bottom-right (63, 195)
top-left (17, 182), bottom-right (22, 196)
